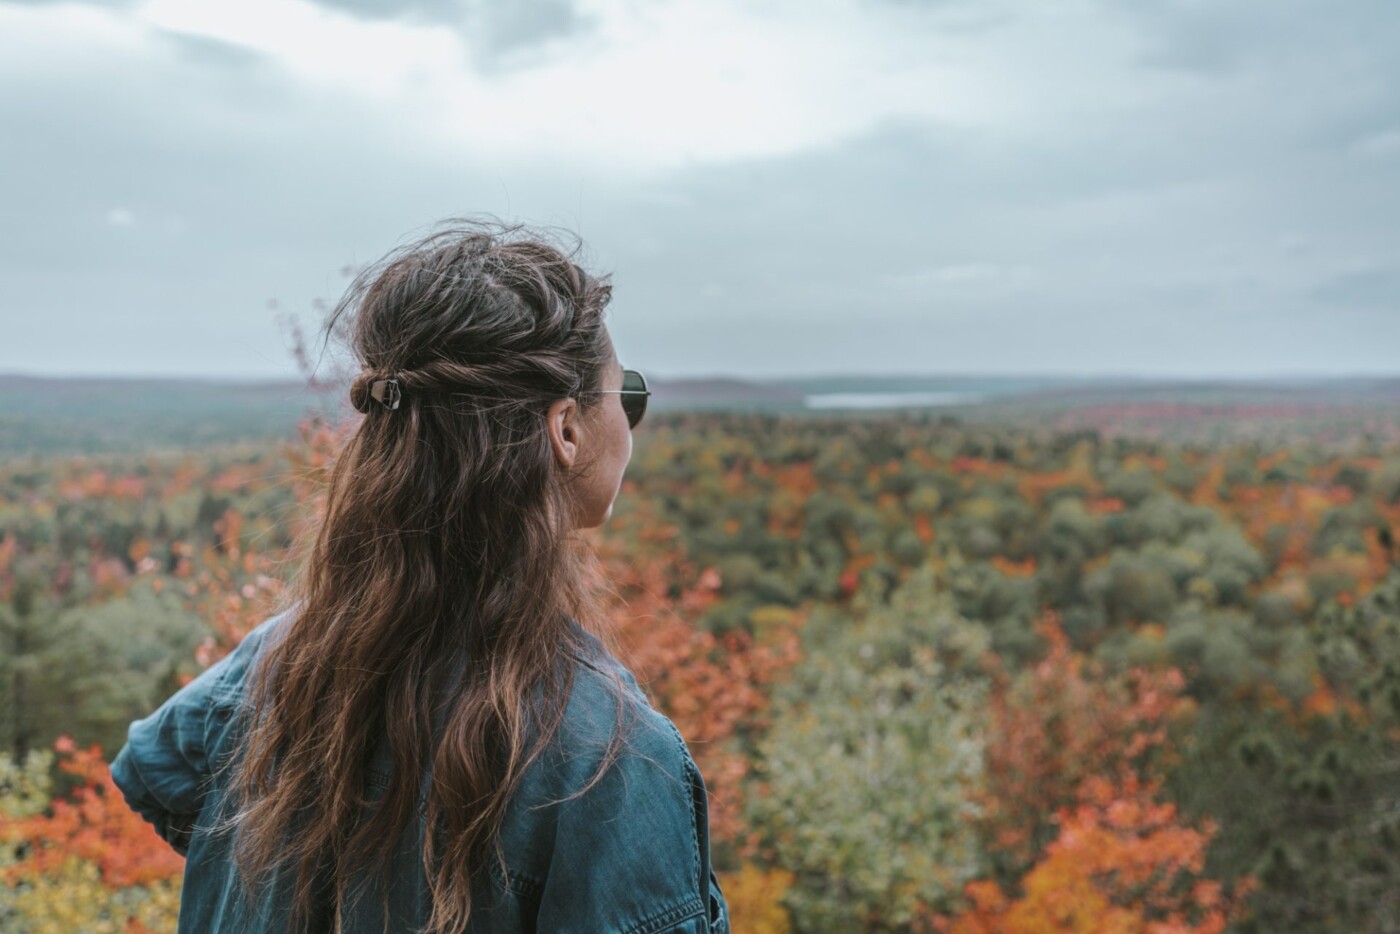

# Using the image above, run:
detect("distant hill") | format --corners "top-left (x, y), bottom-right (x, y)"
top-left (0, 375), bottom-right (338, 457)
top-left (2, 372), bottom-right (1397, 456)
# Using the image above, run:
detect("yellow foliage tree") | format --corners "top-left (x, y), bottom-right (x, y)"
top-left (720, 863), bottom-right (796, 934)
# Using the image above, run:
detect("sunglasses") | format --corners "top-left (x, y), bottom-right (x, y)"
top-left (594, 368), bottom-right (651, 429)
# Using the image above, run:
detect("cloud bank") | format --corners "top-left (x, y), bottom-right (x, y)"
top-left (1, 0), bottom-right (1396, 379)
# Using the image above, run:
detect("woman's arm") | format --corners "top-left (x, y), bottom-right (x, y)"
top-left (109, 612), bottom-right (285, 855)
top-left (109, 651), bottom-right (230, 855)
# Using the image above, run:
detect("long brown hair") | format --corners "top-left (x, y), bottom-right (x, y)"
top-left (225, 221), bottom-right (625, 932)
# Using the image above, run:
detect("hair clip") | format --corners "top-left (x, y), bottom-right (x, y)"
top-left (369, 378), bottom-right (401, 411)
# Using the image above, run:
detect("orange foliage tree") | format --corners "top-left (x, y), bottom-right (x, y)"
top-left (947, 773), bottom-right (1247, 933)
top-left (944, 611), bottom-right (1251, 932)
top-left (596, 545), bottom-right (803, 848)
top-left (4, 737), bottom-right (184, 889)
top-left (2, 736), bottom-right (184, 931)
top-left (974, 612), bottom-right (1192, 875)
top-left (193, 416), bottom-right (344, 667)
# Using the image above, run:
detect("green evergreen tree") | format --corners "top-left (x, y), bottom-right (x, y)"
top-left (748, 565), bottom-right (989, 931)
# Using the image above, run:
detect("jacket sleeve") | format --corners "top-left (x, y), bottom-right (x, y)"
top-left (533, 707), bottom-right (729, 933)
top-left (108, 614), bottom-right (282, 856)
top-left (109, 653), bottom-right (229, 855)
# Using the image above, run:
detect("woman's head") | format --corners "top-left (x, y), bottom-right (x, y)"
top-left (340, 223), bottom-right (629, 529)
top-left (227, 220), bottom-right (633, 932)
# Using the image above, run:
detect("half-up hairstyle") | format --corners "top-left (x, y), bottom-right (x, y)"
top-left (223, 220), bottom-right (626, 932)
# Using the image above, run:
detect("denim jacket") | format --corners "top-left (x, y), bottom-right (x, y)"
top-left (110, 611), bottom-right (730, 933)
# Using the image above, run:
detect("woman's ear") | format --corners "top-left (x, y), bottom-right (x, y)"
top-left (547, 397), bottom-right (580, 470)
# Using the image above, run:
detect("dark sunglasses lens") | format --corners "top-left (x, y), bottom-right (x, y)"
top-left (622, 370), bottom-right (647, 428)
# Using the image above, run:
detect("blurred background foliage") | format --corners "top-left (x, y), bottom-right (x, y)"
top-left (2, 404), bottom-right (1400, 931)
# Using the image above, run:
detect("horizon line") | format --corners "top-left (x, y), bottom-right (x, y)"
top-left (1, 369), bottom-right (1399, 385)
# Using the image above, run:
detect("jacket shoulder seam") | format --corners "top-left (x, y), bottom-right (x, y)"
top-left (661, 717), bottom-right (704, 910)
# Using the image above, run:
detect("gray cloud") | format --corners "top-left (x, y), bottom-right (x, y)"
top-left (1131, 0), bottom-right (1400, 76)
top-left (309, 0), bottom-right (593, 65)
top-left (466, 0), bottom-right (590, 55)
top-left (310, 0), bottom-right (464, 19)
top-left (0, 0), bottom-right (132, 5)
top-left (0, 0), bottom-right (1396, 379)
top-left (158, 30), bottom-right (268, 69)
top-left (1132, 1), bottom-right (1283, 75)
top-left (1310, 266), bottom-right (1400, 309)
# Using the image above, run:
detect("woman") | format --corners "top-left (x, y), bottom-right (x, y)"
top-left (110, 221), bottom-right (730, 933)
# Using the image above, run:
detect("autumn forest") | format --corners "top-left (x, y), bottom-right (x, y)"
top-left (3, 398), bottom-right (1400, 932)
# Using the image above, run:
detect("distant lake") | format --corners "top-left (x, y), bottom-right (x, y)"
top-left (802, 391), bottom-right (989, 410)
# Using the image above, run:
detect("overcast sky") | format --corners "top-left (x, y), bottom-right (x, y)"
top-left (1, 0), bottom-right (1397, 381)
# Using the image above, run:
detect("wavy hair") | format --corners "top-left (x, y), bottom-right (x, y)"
top-left (223, 220), bottom-right (626, 932)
